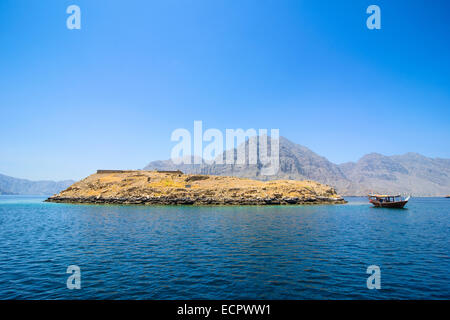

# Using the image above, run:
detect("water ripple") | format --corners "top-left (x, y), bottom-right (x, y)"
top-left (0, 196), bottom-right (448, 299)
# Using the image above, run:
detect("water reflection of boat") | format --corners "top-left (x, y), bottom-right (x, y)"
top-left (368, 194), bottom-right (410, 208)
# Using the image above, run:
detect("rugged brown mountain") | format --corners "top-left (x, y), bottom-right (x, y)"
top-left (144, 136), bottom-right (450, 196)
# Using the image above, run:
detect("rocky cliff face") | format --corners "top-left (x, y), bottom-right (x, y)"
top-left (46, 171), bottom-right (346, 205)
top-left (144, 137), bottom-right (450, 196)
top-left (144, 136), bottom-right (349, 185)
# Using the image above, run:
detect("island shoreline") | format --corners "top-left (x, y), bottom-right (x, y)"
top-left (46, 171), bottom-right (347, 206)
top-left (45, 197), bottom-right (347, 206)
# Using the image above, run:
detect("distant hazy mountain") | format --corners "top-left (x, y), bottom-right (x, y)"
top-left (0, 173), bottom-right (74, 195)
top-left (338, 152), bottom-right (450, 196)
top-left (144, 136), bottom-right (450, 196)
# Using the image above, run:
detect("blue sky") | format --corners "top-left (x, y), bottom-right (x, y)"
top-left (1, 0), bottom-right (449, 180)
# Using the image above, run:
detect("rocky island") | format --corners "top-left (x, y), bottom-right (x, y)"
top-left (46, 170), bottom-right (346, 205)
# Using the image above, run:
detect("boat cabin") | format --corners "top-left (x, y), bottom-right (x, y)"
top-left (369, 195), bottom-right (402, 203)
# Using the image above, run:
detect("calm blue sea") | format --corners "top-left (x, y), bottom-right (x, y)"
top-left (0, 195), bottom-right (448, 300)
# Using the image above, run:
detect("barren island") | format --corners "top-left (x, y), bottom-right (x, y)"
top-left (46, 170), bottom-right (346, 205)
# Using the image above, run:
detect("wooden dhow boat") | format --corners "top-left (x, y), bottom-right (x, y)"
top-left (368, 194), bottom-right (410, 208)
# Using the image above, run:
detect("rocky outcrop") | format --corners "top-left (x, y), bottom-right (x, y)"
top-left (46, 171), bottom-right (346, 206)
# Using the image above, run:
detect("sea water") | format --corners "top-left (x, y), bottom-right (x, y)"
top-left (0, 195), bottom-right (448, 299)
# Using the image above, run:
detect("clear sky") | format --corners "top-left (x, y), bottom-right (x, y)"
top-left (1, 0), bottom-right (449, 181)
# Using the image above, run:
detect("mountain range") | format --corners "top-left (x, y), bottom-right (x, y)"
top-left (0, 173), bottom-right (74, 195)
top-left (144, 136), bottom-right (450, 196)
top-left (2, 136), bottom-right (448, 197)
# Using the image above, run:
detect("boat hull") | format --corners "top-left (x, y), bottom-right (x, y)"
top-left (369, 200), bottom-right (408, 208)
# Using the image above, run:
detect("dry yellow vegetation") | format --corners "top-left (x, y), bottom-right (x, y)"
top-left (47, 171), bottom-right (346, 205)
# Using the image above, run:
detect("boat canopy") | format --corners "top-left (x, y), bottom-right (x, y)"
top-left (369, 194), bottom-right (401, 198)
